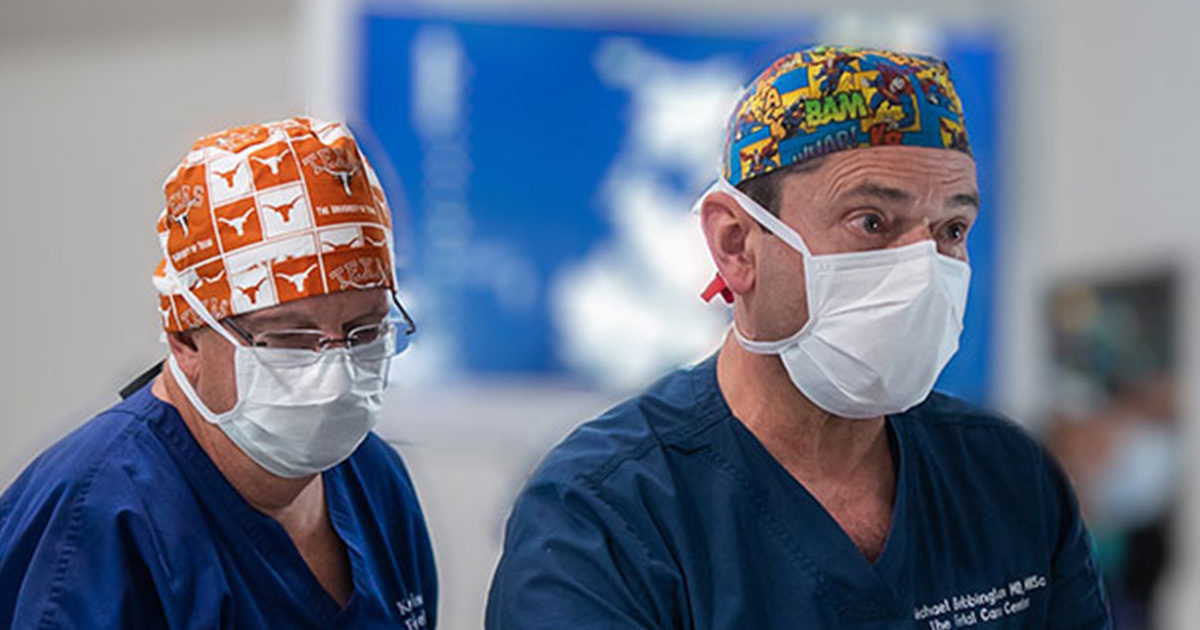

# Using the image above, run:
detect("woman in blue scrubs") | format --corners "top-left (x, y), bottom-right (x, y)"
top-left (0, 118), bottom-right (436, 629)
top-left (486, 48), bottom-right (1110, 628)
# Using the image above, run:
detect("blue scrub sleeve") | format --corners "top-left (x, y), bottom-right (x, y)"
top-left (1041, 449), bottom-right (1113, 629)
top-left (486, 475), bottom-right (678, 629)
top-left (0, 474), bottom-right (178, 629)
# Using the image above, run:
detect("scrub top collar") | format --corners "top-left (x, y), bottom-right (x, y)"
top-left (666, 354), bottom-right (913, 621)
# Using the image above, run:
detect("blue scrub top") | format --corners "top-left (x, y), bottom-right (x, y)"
top-left (487, 355), bottom-right (1111, 628)
top-left (0, 382), bottom-right (436, 629)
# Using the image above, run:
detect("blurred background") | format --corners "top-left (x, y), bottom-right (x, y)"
top-left (0, 0), bottom-right (1196, 628)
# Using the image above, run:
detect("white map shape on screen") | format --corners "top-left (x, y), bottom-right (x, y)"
top-left (551, 38), bottom-right (742, 391)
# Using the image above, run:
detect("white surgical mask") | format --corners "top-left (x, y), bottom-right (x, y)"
top-left (160, 266), bottom-right (396, 478)
top-left (707, 178), bottom-right (971, 418)
top-left (166, 334), bottom-right (393, 478)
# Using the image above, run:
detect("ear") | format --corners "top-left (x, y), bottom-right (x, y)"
top-left (700, 191), bottom-right (759, 297)
top-left (165, 330), bottom-right (203, 380)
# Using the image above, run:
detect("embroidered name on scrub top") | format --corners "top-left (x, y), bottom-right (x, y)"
top-left (913, 574), bottom-right (1047, 627)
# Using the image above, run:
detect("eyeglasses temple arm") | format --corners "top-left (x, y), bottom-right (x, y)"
top-left (392, 291), bottom-right (417, 336)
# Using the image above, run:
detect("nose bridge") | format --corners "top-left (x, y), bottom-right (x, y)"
top-left (321, 339), bottom-right (351, 352)
top-left (892, 217), bottom-right (934, 248)
top-left (317, 332), bottom-right (353, 351)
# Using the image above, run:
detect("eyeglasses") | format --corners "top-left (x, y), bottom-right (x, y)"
top-left (222, 293), bottom-right (417, 367)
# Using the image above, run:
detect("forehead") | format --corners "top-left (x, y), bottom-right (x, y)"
top-left (795, 146), bottom-right (978, 203)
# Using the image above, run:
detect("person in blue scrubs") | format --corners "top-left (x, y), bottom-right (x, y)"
top-left (0, 118), bottom-right (436, 629)
top-left (487, 48), bottom-right (1111, 628)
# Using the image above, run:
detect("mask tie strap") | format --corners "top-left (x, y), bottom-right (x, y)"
top-left (698, 177), bottom-right (817, 353)
top-left (731, 319), bottom-right (809, 355)
top-left (157, 250), bottom-right (246, 349)
top-left (711, 178), bottom-right (815, 259)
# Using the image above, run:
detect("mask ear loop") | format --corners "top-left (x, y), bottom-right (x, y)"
top-left (155, 253), bottom-right (247, 423)
top-left (698, 178), bottom-right (820, 354)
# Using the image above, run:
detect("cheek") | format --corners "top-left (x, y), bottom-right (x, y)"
top-left (937, 241), bottom-right (969, 262)
top-left (761, 241), bottom-right (806, 290)
top-left (197, 339), bottom-right (240, 413)
top-left (755, 240), bottom-right (810, 336)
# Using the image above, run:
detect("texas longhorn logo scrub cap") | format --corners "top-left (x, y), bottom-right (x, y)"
top-left (723, 45), bottom-right (971, 186)
top-left (152, 117), bottom-right (397, 332)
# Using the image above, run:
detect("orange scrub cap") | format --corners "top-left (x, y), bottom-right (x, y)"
top-left (152, 117), bottom-right (397, 332)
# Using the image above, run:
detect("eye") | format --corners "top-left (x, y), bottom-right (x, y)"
top-left (944, 221), bottom-right (969, 243)
top-left (855, 212), bottom-right (885, 235)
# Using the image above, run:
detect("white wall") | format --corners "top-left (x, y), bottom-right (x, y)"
top-left (0, 3), bottom-right (302, 487)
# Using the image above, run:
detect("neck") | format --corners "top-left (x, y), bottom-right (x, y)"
top-left (715, 333), bottom-right (893, 486)
top-left (151, 370), bottom-right (323, 523)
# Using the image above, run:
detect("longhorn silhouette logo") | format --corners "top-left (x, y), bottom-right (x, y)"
top-left (213, 165), bottom-right (240, 188)
top-left (217, 206), bottom-right (256, 236)
top-left (236, 276), bottom-right (268, 304)
top-left (262, 196), bottom-right (302, 222)
top-left (363, 235), bottom-right (388, 248)
top-left (200, 269), bottom-right (226, 285)
top-left (321, 235), bottom-right (363, 252)
top-left (189, 268), bottom-right (226, 290)
top-left (251, 150), bottom-right (289, 175)
top-left (277, 264), bottom-right (318, 293)
top-left (302, 146), bottom-right (361, 196)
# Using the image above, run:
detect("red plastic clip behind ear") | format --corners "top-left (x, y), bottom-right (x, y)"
top-left (701, 273), bottom-right (734, 304)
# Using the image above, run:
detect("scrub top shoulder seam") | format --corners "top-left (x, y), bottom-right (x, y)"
top-left (554, 362), bottom-right (738, 576)
top-left (568, 359), bottom-right (735, 491)
top-left (653, 356), bottom-right (742, 452)
top-left (575, 471), bottom-right (662, 574)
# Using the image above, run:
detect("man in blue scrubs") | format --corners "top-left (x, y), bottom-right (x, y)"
top-left (487, 47), bottom-right (1111, 628)
top-left (0, 118), bottom-right (435, 628)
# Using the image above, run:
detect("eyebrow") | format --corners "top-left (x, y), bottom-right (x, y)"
top-left (947, 191), bottom-right (981, 210)
top-left (838, 182), bottom-right (981, 211)
top-left (839, 182), bottom-right (914, 204)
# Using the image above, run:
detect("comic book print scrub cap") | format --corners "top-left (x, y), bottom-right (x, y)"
top-left (152, 117), bottom-right (398, 332)
top-left (723, 45), bottom-right (971, 187)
